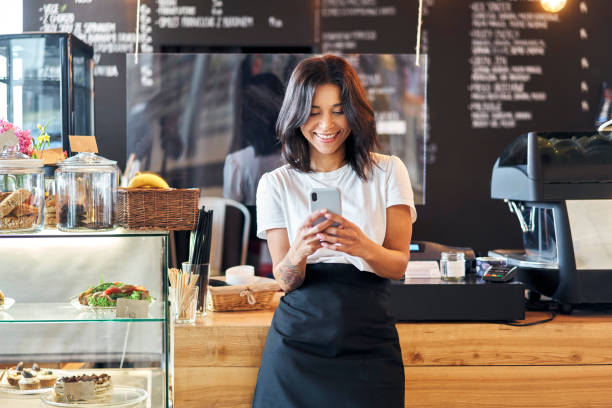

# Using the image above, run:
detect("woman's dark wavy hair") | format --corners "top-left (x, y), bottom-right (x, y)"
top-left (276, 55), bottom-right (380, 180)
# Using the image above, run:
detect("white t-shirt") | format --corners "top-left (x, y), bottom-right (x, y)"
top-left (256, 153), bottom-right (417, 272)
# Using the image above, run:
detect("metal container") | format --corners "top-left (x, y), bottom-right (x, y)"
top-left (0, 146), bottom-right (44, 232)
top-left (55, 152), bottom-right (119, 231)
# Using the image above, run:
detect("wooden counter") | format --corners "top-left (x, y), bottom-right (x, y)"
top-left (174, 293), bottom-right (612, 407)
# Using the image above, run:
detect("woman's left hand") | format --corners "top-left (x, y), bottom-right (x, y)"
top-left (316, 213), bottom-right (374, 259)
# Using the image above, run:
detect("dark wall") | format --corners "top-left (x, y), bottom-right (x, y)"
top-left (23, 0), bottom-right (612, 255)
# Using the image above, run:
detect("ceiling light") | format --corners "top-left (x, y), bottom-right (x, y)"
top-left (541, 0), bottom-right (567, 13)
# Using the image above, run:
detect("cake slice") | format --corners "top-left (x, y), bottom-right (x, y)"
top-left (54, 374), bottom-right (112, 402)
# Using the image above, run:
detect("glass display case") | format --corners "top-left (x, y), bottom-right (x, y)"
top-left (0, 33), bottom-right (94, 154)
top-left (0, 230), bottom-right (170, 407)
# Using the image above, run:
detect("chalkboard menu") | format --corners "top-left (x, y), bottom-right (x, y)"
top-left (23, 0), bottom-right (315, 172)
top-left (22, 0), bottom-right (612, 254)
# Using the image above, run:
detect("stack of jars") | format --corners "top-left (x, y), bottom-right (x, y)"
top-left (0, 148), bottom-right (120, 232)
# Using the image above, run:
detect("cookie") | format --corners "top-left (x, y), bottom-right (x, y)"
top-left (0, 189), bottom-right (30, 218)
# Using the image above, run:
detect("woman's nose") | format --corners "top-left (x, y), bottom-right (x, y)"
top-left (317, 113), bottom-right (334, 130)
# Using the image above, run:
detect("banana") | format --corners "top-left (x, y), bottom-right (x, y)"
top-left (128, 172), bottom-right (170, 189)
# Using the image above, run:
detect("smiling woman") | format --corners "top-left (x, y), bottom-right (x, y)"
top-left (253, 55), bottom-right (417, 408)
top-left (276, 54), bottom-right (380, 180)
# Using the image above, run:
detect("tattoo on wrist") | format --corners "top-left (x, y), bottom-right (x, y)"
top-left (278, 264), bottom-right (304, 291)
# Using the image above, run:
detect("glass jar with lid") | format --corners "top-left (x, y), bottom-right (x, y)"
top-left (440, 251), bottom-right (466, 281)
top-left (55, 152), bottom-right (119, 231)
top-left (0, 146), bottom-right (44, 232)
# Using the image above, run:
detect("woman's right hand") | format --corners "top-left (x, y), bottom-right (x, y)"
top-left (287, 209), bottom-right (335, 266)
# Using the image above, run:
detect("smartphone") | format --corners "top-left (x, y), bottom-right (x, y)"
top-left (309, 187), bottom-right (342, 227)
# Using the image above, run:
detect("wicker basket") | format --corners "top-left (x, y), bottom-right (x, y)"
top-left (116, 188), bottom-right (200, 231)
top-left (207, 277), bottom-right (280, 312)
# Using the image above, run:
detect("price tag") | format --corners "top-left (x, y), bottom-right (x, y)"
top-left (116, 298), bottom-right (149, 319)
top-left (0, 128), bottom-right (18, 148)
top-left (64, 380), bottom-right (94, 401)
top-left (69, 135), bottom-right (98, 153)
top-left (36, 148), bottom-right (65, 164)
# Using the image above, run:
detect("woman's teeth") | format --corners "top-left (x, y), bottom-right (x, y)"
top-left (315, 132), bottom-right (338, 140)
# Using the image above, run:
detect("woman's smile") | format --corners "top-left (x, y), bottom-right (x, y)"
top-left (313, 130), bottom-right (341, 142)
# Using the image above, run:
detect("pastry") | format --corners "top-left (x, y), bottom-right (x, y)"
top-left (44, 195), bottom-right (56, 226)
top-left (7, 372), bottom-right (22, 387)
top-left (18, 370), bottom-right (40, 390)
top-left (10, 203), bottom-right (38, 217)
top-left (0, 214), bottom-right (35, 229)
top-left (0, 189), bottom-right (30, 218)
top-left (54, 374), bottom-right (112, 402)
top-left (7, 361), bottom-right (24, 385)
top-left (38, 370), bottom-right (58, 388)
top-left (0, 289), bottom-right (4, 306)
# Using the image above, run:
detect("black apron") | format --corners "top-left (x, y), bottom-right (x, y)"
top-left (252, 263), bottom-right (404, 408)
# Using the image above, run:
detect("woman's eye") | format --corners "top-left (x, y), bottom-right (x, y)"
top-left (309, 112), bottom-right (320, 116)
top-left (333, 111), bottom-right (344, 115)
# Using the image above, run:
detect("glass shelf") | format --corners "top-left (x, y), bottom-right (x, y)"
top-left (0, 302), bottom-right (165, 323)
top-left (0, 228), bottom-right (169, 238)
top-left (0, 225), bottom-right (170, 406)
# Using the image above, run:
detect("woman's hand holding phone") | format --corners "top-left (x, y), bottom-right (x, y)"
top-left (315, 213), bottom-right (374, 259)
top-left (287, 209), bottom-right (336, 265)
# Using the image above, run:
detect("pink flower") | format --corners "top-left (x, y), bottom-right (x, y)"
top-left (0, 119), bottom-right (14, 134)
top-left (1, 118), bottom-right (34, 157)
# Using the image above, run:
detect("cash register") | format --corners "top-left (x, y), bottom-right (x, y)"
top-left (489, 131), bottom-right (612, 309)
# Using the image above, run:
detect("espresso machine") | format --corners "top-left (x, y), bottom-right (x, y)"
top-left (490, 131), bottom-right (612, 307)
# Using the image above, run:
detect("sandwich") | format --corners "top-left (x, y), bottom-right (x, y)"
top-left (78, 279), bottom-right (151, 307)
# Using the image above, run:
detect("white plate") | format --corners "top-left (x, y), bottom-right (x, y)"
top-left (70, 298), bottom-right (116, 312)
top-left (40, 386), bottom-right (148, 407)
top-left (0, 297), bottom-right (15, 311)
top-left (0, 383), bottom-right (53, 396)
top-left (0, 369), bottom-right (68, 396)
top-left (70, 298), bottom-right (154, 315)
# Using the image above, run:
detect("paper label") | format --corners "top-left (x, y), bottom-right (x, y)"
top-left (0, 128), bottom-right (18, 148)
top-left (444, 261), bottom-right (465, 278)
top-left (64, 381), bottom-right (94, 401)
top-left (69, 135), bottom-right (98, 153)
top-left (405, 261), bottom-right (441, 279)
top-left (36, 148), bottom-right (65, 164)
top-left (116, 298), bottom-right (149, 319)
